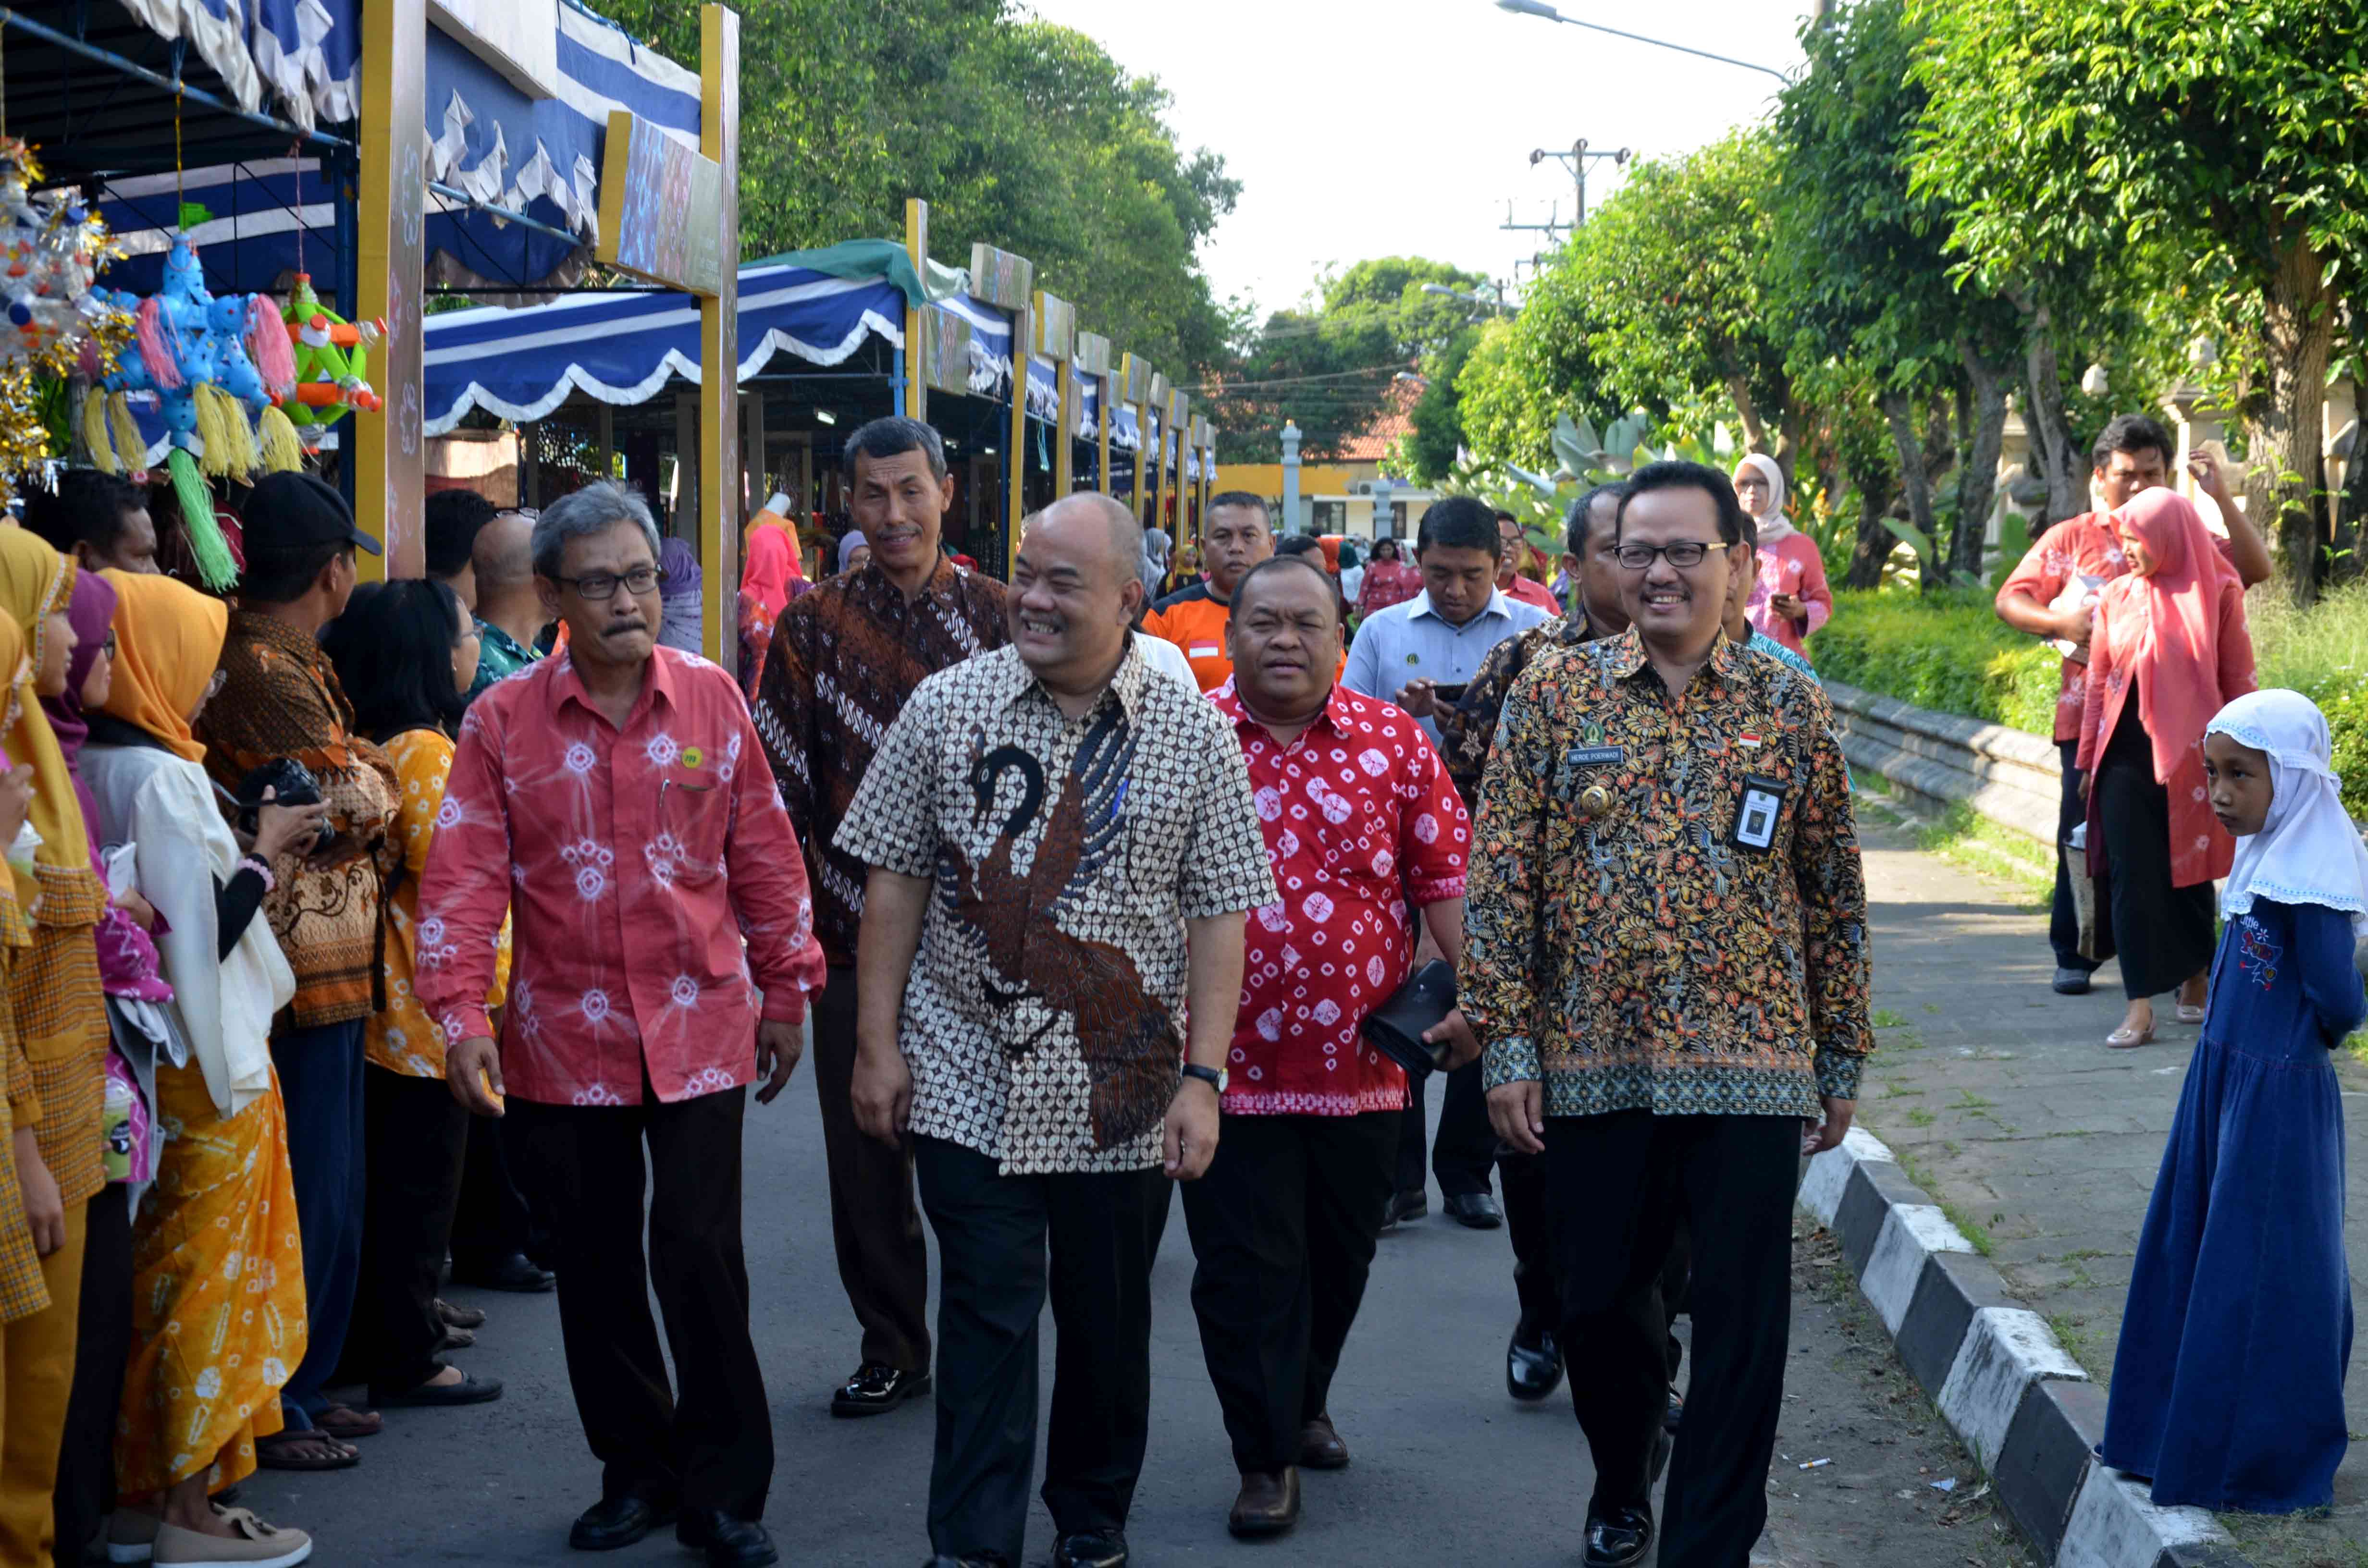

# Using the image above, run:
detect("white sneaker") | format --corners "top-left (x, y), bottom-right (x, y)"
top-left (150, 1507), bottom-right (312, 1567)
top-left (104, 1509), bottom-right (160, 1564)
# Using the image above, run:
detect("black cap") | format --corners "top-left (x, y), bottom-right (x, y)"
top-left (242, 471), bottom-right (382, 557)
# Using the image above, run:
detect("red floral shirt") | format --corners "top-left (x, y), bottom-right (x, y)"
top-left (415, 647), bottom-right (826, 1107)
top-left (1211, 681), bottom-right (1469, 1116)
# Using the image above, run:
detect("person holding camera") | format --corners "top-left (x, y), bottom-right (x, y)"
top-left (192, 471), bottom-right (399, 1463)
top-left (82, 568), bottom-right (327, 1556)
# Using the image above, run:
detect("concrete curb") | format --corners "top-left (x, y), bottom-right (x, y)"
top-left (1798, 1127), bottom-right (2247, 1568)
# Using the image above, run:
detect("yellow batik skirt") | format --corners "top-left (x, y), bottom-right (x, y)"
top-left (116, 1059), bottom-right (307, 1494)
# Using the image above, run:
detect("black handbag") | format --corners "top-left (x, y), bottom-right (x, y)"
top-left (1358, 959), bottom-right (1459, 1078)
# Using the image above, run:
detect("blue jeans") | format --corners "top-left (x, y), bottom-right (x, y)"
top-left (271, 1018), bottom-right (366, 1429)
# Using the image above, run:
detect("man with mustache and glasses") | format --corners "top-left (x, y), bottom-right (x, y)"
top-left (752, 416), bottom-right (1009, 1425)
top-left (1464, 461), bottom-right (1870, 1568)
top-left (420, 481), bottom-right (826, 1565)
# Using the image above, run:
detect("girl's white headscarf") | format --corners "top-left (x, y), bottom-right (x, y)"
top-left (1733, 453), bottom-right (1796, 545)
top-left (2206, 689), bottom-right (2368, 937)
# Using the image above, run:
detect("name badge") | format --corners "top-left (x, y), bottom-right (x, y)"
top-left (1188, 643), bottom-right (1221, 659)
top-left (1732, 772), bottom-right (1788, 853)
top-left (1566, 746), bottom-right (1624, 767)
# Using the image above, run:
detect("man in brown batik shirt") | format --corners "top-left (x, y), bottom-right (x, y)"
top-left (752, 416), bottom-right (1006, 1420)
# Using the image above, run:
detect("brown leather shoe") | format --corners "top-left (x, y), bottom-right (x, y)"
top-left (1227, 1468), bottom-right (1300, 1538)
top-left (1298, 1413), bottom-right (1349, 1470)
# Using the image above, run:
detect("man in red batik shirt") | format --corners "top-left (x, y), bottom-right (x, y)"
top-left (1184, 553), bottom-right (1476, 1541)
top-left (1994, 415), bottom-right (2269, 997)
top-left (419, 482), bottom-right (826, 1568)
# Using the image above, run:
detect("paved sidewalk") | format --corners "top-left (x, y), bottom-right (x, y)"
top-left (1852, 812), bottom-right (2368, 1566)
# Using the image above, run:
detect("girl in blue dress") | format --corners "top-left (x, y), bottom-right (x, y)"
top-left (2101, 688), bottom-right (2368, 1513)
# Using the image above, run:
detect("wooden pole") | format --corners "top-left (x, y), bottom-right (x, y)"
top-left (699, 3), bottom-right (741, 667)
top-left (1006, 299), bottom-right (1028, 571)
top-left (903, 199), bottom-right (929, 423)
top-left (1098, 373), bottom-right (1112, 497)
top-left (355, 0), bottom-right (425, 579)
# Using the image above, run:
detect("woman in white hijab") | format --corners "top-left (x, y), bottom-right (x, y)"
top-left (2098, 687), bottom-right (2366, 1515)
top-left (1731, 453), bottom-right (1833, 660)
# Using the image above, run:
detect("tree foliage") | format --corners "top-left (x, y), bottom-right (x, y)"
top-left (1910, 0), bottom-right (2368, 600)
top-left (593, 0), bottom-right (1238, 375)
top-left (1212, 257), bottom-right (1488, 463)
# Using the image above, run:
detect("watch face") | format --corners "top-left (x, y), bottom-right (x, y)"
top-left (1215, 1066), bottom-right (1230, 1093)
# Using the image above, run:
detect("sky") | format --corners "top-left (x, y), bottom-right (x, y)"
top-left (1022, 0), bottom-right (1815, 319)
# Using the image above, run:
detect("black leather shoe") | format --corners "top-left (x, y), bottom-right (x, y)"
top-left (1387, 1188), bottom-right (1428, 1225)
top-left (1228, 1469), bottom-right (1300, 1538)
top-left (568, 1494), bottom-right (676, 1552)
top-left (2052, 966), bottom-right (2094, 995)
top-left (1052, 1530), bottom-right (1128, 1568)
top-left (370, 1368), bottom-right (503, 1406)
top-left (1582, 1503), bottom-right (1654, 1568)
top-left (832, 1361), bottom-right (931, 1417)
top-left (453, 1250), bottom-right (557, 1292)
top-left (1506, 1324), bottom-right (1564, 1402)
top-left (1444, 1191), bottom-right (1503, 1229)
top-left (677, 1508), bottom-right (779, 1566)
top-left (1665, 1384), bottom-right (1684, 1432)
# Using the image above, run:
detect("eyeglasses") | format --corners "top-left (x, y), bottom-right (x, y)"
top-left (1612, 540), bottom-right (1728, 572)
top-left (98, 631), bottom-right (117, 661)
top-left (553, 566), bottom-right (664, 600)
top-left (496, 507), bottom-right (541, 523)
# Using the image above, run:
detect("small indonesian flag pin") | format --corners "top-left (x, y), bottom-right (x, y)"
top-left (1737, 732), bottom-right (1763, 749)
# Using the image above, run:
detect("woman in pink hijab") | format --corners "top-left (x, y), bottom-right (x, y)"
top-left (737, 527), bottom-right (805, 697)
top-left (1732, 453), bottom-right (1832, 660)
top-left (2076, 488), bottom-right (2257, 1046)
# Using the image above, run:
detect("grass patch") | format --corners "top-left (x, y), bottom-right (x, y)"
top-left (1872, 1007), bottom-right (1911, 1028)
top-left (1891, 1146), bottom-right (1995, 1256)
top-left (1906, 1107), bottom-right (1935, 1127)
top-left (2345, 1031), bottom-right (2368, 1067)
top-left (2046, 1310), bottom-right (2102, 1370)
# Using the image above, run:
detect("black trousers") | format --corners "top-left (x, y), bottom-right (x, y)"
top-left (1545, 1112), bottom-right (1797, 1568)
top-left (1505, 1147), bottom-right (1689, 1381)
top-left (52, 1182), bottom-right (129, 1558)
top-left (448, 1109), bottom-right (542, 1272)
top-left (344, 1065), bottom-right (471, 1393)
top-left (507, 1083), bottom-right (771, 1519)
top-left (812, 966), bottom-right (931, 1371)
top-left (1180, 1112), bottom-right (1400, 1472)
top-left (914, 1136), bottom-right (1169, 1567)
top-left (2051, 738), bottom-right (2114, 972)
top-left (1395, 1060), bottom-right (1495, 1199)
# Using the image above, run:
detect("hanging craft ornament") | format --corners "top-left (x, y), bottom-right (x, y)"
top-left (282, 272), bottom-right (382, 441)
top-left (0, 136), bottom-right (125, 502)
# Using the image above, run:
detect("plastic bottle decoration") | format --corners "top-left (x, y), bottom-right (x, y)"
top-left (281, 273), bottom-right (383, 441)
top-left (0, 138), bottom-right (121, 502)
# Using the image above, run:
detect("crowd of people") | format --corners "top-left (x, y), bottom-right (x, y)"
top-left (0, 398), bottom-right (2353, 1568)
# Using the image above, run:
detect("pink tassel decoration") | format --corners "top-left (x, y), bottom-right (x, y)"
top-left (135, 297), bottom-right (182, 390)
top-left (248, 293), bottom-right (296, 398)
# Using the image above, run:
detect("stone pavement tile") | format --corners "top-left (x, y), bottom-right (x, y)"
top-left (1853, 816), bottom-right (2368, 1568)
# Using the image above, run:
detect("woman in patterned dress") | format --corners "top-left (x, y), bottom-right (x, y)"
top-left (0, 608), bottom-right (57, 1465)
top-left (80, 570), bottom-right (321, 1559)
top-left (322, 580), bottom-right (508, 1410)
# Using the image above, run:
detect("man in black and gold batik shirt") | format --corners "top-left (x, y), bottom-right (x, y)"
top-left (1463, 461), bottom-right (1869, 1568)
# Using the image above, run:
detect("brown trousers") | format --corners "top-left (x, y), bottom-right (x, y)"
top-left (812, 966), bottom-right (931, 1372)
top-left (0, 1196), bottom-right (87, 1568)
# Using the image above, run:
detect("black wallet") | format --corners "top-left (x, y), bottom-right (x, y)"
top-left (1358, 959), bottom-right (1459, 1077)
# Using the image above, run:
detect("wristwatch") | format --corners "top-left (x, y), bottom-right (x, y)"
top-left (1181, 1063), bottom-right (1227, 1095)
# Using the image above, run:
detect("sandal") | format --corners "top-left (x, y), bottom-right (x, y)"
top-left (2175, 1003), bottom-right (2206, 1025)
top-left (2106, 1025), bottom-right (2155, 1049)
top-left (252, 1430), bottom-right (357, 1471)
top-left (312, 1404), bottom-right (381, 1440)
top-left (434, 1297), bottom-right (486, 1330)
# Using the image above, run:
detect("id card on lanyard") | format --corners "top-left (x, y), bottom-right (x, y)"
top-left (1731, 772), bottom-right (1788, 853)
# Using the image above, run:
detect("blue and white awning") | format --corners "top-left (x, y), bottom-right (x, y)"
top-left (115, 0), bottom-right (360, 131)
top-left (422, 263), bottom-right (904, 434)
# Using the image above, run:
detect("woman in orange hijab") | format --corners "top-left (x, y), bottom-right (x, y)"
top-left (2076, 488), bottom-right (2257, 1047)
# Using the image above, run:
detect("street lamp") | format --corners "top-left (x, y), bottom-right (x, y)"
top-left (1421, 282), bottom-right (1510, 314)
top-left (1492, 0), bottom-right (1789, 83)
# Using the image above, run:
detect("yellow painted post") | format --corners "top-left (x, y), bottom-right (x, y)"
top-left (1038, 289), bottom-right (1074, 497)
top-left (1097, 373), bottom-right (1111, 497)
top-left (700, 4), bottom-right (741, 667)
top-left (355, 0), bottom-right (425, 579)
top-left (1006, 298), bottom-right (1028, 571)
top-left (903, 200), bottom-right (929, 423)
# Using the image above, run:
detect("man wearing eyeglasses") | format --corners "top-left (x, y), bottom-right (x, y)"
top-left (1461, 461), bottom-right (1870, 1568)
top-left (419, 481), bottom-right (827, 1566)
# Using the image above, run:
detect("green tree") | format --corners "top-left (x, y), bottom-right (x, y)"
top-left (1910, 0), bottom-right (2368, 601)
top-left (1213, 257), bottom-right (1487, 462)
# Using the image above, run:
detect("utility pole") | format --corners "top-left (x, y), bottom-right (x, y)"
top-left (1529, 138), bottom-right (1631, 232)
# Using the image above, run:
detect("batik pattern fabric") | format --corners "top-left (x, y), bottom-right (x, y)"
top-left (367, 730), bottom-right (509, 1078)
top-left (468, 618), bottom-right (540, 699)
top-left (416, 647), bottom-right (826, 1107)
top-left (1463, 629), bottom-right (1872, 1118)
top-left (196, 611), bottom-right (398, 1027)
top-left (836, 644), bottom-right (1277, 1176)
top-left (1437, 612), bottom-right (1604, 806)
top-left (752, 558), bottom-right (1009, 967)
top-left (116, 1057), bottom-right (304, 1494)
top-left (1209, 681), bottom-right (1467, 1116)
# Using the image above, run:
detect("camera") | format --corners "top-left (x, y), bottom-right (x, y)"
top-left (235, 759), bottom-right (337, 856)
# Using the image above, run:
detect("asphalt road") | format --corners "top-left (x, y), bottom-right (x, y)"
top-left (239, 1026), bottom-right (2040, 1568)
